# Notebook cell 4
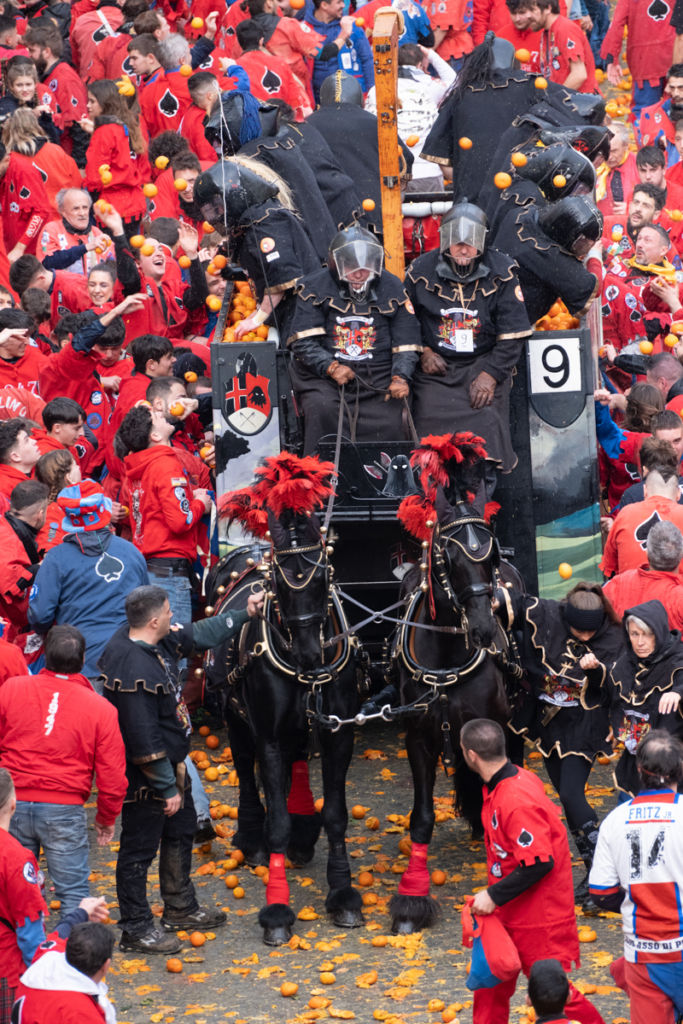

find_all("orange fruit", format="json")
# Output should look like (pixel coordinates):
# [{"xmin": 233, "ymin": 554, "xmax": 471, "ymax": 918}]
[
  {"xmin": 671, "ymin": 209, "xmax": 683, "ymax": 221},
  {"xmin": 431, "ymin": 870, "xmax": 447, "ymax": 885},
  {"xmin": 605, "ymin": 100, "xmax": 619, "ymax": 116},
  {"xmin": 558, "ymin": 563, "xmax": 572, "ymax": 579},
  {"xmin": 362, "ymin": 198, "xmax": 375, "ymax": 211},
  {"xmin": 185, "ymin": 371, "xmax": 198, "ymax": 383},
  {"xmin": 371, "ymin": 935, "xmax": 388, "ymax": 946},
  {"xmin": 141, "ymin": 244, "xmax": 155, "ymax": 256},
  {"xmin": 203, "ymin": 221, "xmax": 214, "ymax": 233},
  {"xmin": 362, "ymin": 892, "xmax": 378, "ymax": 905},
  {"xmin": 155, "ymin": 155, "xmax": 169, "ymax": 170},
  {"xmin": 494, "ymin": 172, "xmax": 512, "ymax": 189},
  {"xmin": 228, "ymin": 807, "xmax": 238, "ymax": 819},
  {"xmin": 442, "ymin": 1012, "xmax": 457, "ymax": 1024},
  {"xmin": 534, "ymin": 76, "xmax": 548, "ymax": 89},
  {"xmin": 167, "ymin": 958, "xmax": 183, "ymax": 972},
  {"xmin": 398, "ymin": 837, "xmax": 412, "ymax": 856},
  {"xmin": 552, "ymin": 174, "xmax": 566, "ymax": 188},
  {"xmin": 225, "ymin": 875, "xmax": 239, "ymax": 888},
  {"xmin": 129, "ymin": 235, "xmax": 145, "ymax": 248},
  {"xmin": 207, "ymin": 295, "xmax": 222, "ymax": 311},
  {"xmin": 170, "ymin": 402, "xmax": 184, "ymax": 417},
  {"xmin": 205, "ymin": 767, "xmax": 218, "ymax": 781},
  {"xmin": 511, "ymin": 152, "xmax": 527, "ymax": 167},
  {"xmin": 191, "ymin": 15, "xmax": 203, "ymax": 26},
  {"xmin": 320, "ymin": 971, "xmax": 336, "ymax": 984},
  {"xmin": 189, "ymin": 931, "xmax": 206, "ymax": 947},
  {"xmin": 405, "ymin": 133, "xmax": 419, "ymax": 147},
  {"xmin": 143, "ymin": 183, "xmax": 158, "ymax": 197},
  {"xmin": 281, "ymin": 982, "xmax": 299, "ymax": 997},
  {"xmin": 351, "ymin": 805, "xmax": 367, "ymax": 819},
  {"xmin": 200, "ymin": 842, "xmax": 212, "ymax": 853},
  {"xmin": 309, "ymin": 997, "xmax": 331, "ymax": 1009},
  {"xmin": 358, "ymin": 871, "xmax": 374, "ymax": 887},
  {"xmin": 428, "ymin": 1000, "xmax": 446, "ymax": 1011},
  {"xmin": 179, "ymin": 63, "xmax": 192, "ymax": 76},
  {"xmin": 665, "ymin": 333, "xmax": 678, "ymax": 349},
  {"xmin": 355, "ymin": 15, "xmax": 364, "ymax": 24},
  {"xmin": 49, "ymin": 900, "xmax": 61, "ymax": 910},
  {"xmin": 256, "ymin": 325, "xmax": 269, "ymax": 339},
  {"xmin": 458, "ymin": 137, "xmax": 472, "ymax": 149},
  {"xmin": 101, "ymin": 170, "xmax": 113, "ymax": 184},
  {"xmin": 205, "ymin": 735, "xmax": 220, "ymax": 749},
  {"xmin": 290, "ymin": 0, "xmax": 305, "ymax": 7},
  {"xmin": 255, "ymin": 865, "xmax": 268, "ymax": 877},
  {"xmin": 174, "ymin": 178, "xmax": 188, "ymax": 191},
  {"xmin": 640, "ymin": 340, "xmax": 654, "ymax": 354},
  {"xmin": 611, "ymin": 228, "xmax": 623, "ymax": 241},
  {"xmin": 366, "ymin": 816, "xmax": 380, "ymax": 830},
  {"xmin": 578, "ymin": 926, "xmax": 597, "ymax": 942},
  {"xmin": 232, "ymin": 849, "xmax": 245, "ymax": 863},
  {"xmin": 213, "ymin": 254, "xmax": 227, "ymax": 269},
  {"xmin": 199, "ymin": 725, "xmax": 211, "ymax": 736},
  {"xmin": 597, "ymin": 755, "xmax": 612, "ymax": 765},
  {"xmin": 315, "ymin": 798, "xmax": 324, "ymax": 812},
  {"xmin": 515, "ymin": 48, "xmax": 530, "ymax": 62},
  {"xmin": 233, "ymin": 886, "xmax": 245, "ymax": 898}
]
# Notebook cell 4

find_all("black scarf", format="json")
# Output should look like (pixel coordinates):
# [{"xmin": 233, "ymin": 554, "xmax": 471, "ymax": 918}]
[{"xmin": 5, "ymin": 513, "xmax": 40, "ymax": 565}]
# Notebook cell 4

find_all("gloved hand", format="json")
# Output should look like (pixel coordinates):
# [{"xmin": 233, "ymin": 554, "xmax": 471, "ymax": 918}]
[
  {"xmin": 469, "ymin": 371, "xmax": 497, "ymax": 409},
  {"xmin": 386, "ymin": 376, "xmax": 410, "ymax": 400},
  {"xmin": 327, "ymin": 360, "xmax": 355, "ymax": 385},
  {"xmin": 420, "ymin": 348, "xmax": 447, "ymax": 376}
]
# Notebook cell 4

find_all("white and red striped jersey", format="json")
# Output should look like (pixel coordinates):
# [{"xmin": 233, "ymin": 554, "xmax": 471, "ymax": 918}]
[{"xmin": 590, "ymin": 789, "xmax": 683, "ymax": 963}]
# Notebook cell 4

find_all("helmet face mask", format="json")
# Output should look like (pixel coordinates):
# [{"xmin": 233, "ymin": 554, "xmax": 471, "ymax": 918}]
[
  {"xmin": 438, "ymin": 200, "xmax": 488, "ymax": 278},
  {"xmin": 536, "ymin": 195, "xmax": 603, "ymax": 256},
  {"xmin": 329, "ymin": 229, "xmax": 384, "ymax": 300},
  {"xmin": 194, "ymin": 160, "xmax": 280, "ymax": 234},
  {"xmin": 516, "ymin": 142, "xmax": 596, "ymax": 202}
]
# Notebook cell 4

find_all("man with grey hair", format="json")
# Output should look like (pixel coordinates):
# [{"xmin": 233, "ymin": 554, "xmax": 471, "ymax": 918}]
[
  {"xmin": 646, "ymin": 352, "xmax": 683, "ymax": 403},
  {"xmin": 39, "ymin": 189, "xmax": 110, "ymax": 276},
  {"xmin": 600, "ymin": 121, "xmax": 639, "ymax": 217},
  {"xmin": 604, "ymin": 520, "xmax": 683, "ymax": 629}
]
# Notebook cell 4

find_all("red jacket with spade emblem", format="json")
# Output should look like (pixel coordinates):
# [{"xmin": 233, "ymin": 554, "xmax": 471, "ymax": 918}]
[
  {"xmin": 601, "ymin": 0, "xmax": 676, "ymax": 87},
  {"xmin": 0, "ymin": 154, "xmax": 51, "ymax": 256},
  {"xmin": 139, "ymin": 67, "xmax": 192, "ymax": 137}
]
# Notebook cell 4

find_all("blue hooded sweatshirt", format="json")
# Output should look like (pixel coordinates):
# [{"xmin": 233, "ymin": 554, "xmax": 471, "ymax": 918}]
[
  {"xmin": 304, "ymin": 11, "xmax": 375, "ymax": 102},
  {"xmin": 29, "ymin": 530, "xmax": 149, "ymax": 677}
]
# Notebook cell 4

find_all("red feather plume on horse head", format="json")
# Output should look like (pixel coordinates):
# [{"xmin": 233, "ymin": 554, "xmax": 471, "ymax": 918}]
[
  {"xmin": 217, "ymin": 488, "xmax": 269, "ymax": 538},
  {"xmin": 397, "ymin": 493, "xmax": 500, "ymax": 542},
  {"xmin": 217, "ymin": 453, "xmax": 336, "ymax": 537},
  {"xmin": 410, "ymin": 432, "xmax": 489, "ymax": 497}
]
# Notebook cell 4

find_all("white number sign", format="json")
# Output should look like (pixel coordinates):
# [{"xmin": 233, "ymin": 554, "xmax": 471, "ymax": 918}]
[{"xmin": 528, "ymin": 336, "xmax": 582, "ymax": 395}]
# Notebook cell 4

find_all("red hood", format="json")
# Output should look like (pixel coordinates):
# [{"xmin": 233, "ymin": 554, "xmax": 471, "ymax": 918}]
[{"xmin": 124, "ymin": 444, "xmax": 181, "ymax": 477}]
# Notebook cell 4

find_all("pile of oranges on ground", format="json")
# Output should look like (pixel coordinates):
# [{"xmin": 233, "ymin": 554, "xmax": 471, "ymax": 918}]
[
  {"xmin": 535, "ymin": 299, "xmax": 580, "ymax": 331},
  {"xmin": 222, "ymin": 282, "xmax": 270, "ymax": 342}
]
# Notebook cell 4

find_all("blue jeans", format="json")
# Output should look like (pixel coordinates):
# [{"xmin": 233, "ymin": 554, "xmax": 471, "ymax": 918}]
[
  {"xmin": 10, "ymin": 802, "xmax": 89, "ymax": 916},
  {"xmin": 147, "ymin": 572, "xmax": 210, "ymax": 825}
]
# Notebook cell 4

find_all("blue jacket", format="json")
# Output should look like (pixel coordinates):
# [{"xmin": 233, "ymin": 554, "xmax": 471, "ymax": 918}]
[
  {"xmin": 28, "ymin": 529, "xmax": 149, "ymax": 677},
  {"xmin": 397, "ymin": 0, "xmax": 432, "ymax": 45},
  {"xmin": 305, "ymin": 12, "xmax": 375, "ymax": 101}
]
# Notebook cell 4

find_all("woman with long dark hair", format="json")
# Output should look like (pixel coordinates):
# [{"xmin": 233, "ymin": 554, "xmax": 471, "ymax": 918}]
[
  {"xmin": 82, "ymin": 80, "xmax": 150, "ymax": 237},
  {"xmin": 495, "ymin": 580, "xmax": 624, "ymax": 910}
]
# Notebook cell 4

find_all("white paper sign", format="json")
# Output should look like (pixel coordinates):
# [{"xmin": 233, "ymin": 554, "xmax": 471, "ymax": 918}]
[{"xmin": 528, "ymin": 335, "xmax": 582, "ymax": 394}]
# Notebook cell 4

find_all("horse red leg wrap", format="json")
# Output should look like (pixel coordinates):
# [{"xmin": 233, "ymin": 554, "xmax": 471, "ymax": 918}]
[
  {"xmin": 266, "ymin": 853, "xmax": 289, "ymax": 906},
  {"xmin": 398, "ymin": 842, "xmax": 430, "ymax": 896},
  {"xmin": 287, "ymin": 760, "xmax": 316, "ymax": 815}
]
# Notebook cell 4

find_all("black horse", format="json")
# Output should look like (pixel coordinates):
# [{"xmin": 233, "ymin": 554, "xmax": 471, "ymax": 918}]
[
  {"xmin": 204, "ymin": 458, "xmax": 365, "ymax": 945},
  {"xmin": 388, "ymin": 433, "xmax": 512, "ymax": 934}
]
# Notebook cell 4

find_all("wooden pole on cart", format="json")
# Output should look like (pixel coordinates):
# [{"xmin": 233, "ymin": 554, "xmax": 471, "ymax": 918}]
[{"xmin": 372, "ymin": 9, "xmax": 405, "ymax": 281}]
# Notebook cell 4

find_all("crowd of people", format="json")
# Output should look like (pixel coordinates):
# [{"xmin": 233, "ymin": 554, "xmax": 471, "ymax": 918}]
[{"xmin": 2, "ymin": 0, "xmax": 683, "ymax": 1018}]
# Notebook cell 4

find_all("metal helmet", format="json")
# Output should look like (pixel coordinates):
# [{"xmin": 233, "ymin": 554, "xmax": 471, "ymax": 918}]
[
  {"xmin": 537, "ymin": 195, "xmax": 603, "ymax": 257},
  {"xmin": 319, "ymin": 70, "xmax": 363, "ymax": 107},
  {"xmin": 439, "ymin": 200, "xmax": 488, "ymax": 278},
  {"xmin": 515, "ymin": 142, "xmax": 596, "ymax": 201},
  {"xmin": 329, "ymin": 225, "xmax": 384, "ymax": 300},
  {"xmin": 194, "ymin": 160, "xmax": 279, "ymax": 233},
  {"xmin": 570, "ymin": 92, "xmax": 606, "ymax": 125},
  {"xmin": 488, "ymin": 32, "xmax": 518, "ymax": 70},
  {"xmin": 538, "ymin": 126, "xmax": 611, "ymax": 166}
]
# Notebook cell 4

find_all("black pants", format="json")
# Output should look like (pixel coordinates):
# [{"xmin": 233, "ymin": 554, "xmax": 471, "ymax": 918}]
[
  {"xmin": 543, "ymin": 750, "xmax": 595, "ymax": 831},
  {"xmin": 116, "ymin": 790, "xmax": 199, "ymax": 936}
]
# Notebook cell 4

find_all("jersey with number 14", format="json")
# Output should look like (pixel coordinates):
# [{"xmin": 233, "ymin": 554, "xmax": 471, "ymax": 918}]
[{"xmin": 590, "ymin": 790, "xmax": 683, "ymax": 962}]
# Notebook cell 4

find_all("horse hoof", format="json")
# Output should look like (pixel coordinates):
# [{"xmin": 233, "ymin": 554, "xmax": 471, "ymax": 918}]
[
  {"xmin": 392, "ymin": 918, "xmax": 417, "ymax": 935},
  {"xmin": 263, "ymin": 924, "xmax": 293, "ymax": 946},
  {"xmin": 287, "ymin": 813, "xmax": 322, "ymax": 868},
  {"xmin": 388, "ymin": 894, "xmax": 440, "ymax": 934},
  {"xmin": 286, "ymin": 847, "xmax": 316, "ymax": 868},
  {"xmin": 332, "ymin": 908, "xmax": 363, "ymax": 928},
  {"xmin": 244, "ymin": 848, "xmax": 269, "ymax": 868}
]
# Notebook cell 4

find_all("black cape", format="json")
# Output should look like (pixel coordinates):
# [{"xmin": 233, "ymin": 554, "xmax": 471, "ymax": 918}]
[
  {"xmin": 505, "ymin": 591, "xmax": 623, "ymax": 759},
  {"xmin": 494, "ymin": 206, "xmax": 600, "ymax": 324},
  {"xmin": 306, "ymin": 103, "xmax": 414, "ymax": 238},
  {"xmin": 585, "ymin": 600, "xmax": 683, "ymax": 795},
  {"xmin": 421, "ymin": 71, "xmax": 580, "ymax": 202},
  {"xmin": 285, "ymin": 120, "xmax": 362, "ymax": 232},
  {"xmin": 487, "ymin": 180, "xmax": 547, "ymax": 246},
  {"xmin": 239, "ymin": 125, "xmax": 337, "ymax": 262}
]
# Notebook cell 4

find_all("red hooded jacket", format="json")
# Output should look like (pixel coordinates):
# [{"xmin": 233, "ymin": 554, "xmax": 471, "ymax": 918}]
[
  {"xmin": 603, "ymin": 566, "xmax": 683, "ymax": 628},
  {"xmin": 48, "ymin": 269, "xmax": 91, "ymax": 331},
  {"xmin": 0, "ymin": 670, "xmax": 127, "ymax": 824},
  {"xmin": 84, "ymin": 121, "xmax": 150, "ymax": 223},
  {"xmin": 0, "ymin": 830, "xmax": 47, "ymax": 987},
  {"xmin": 39, "ymin": 345, "xmax": 116, "ymax": 461},
  {"xmin": 139, "ymin": 67, "xmax": 191, "ymax": 137},
  {"xmin": 0, "ymin": 154, "xmax": 51, "ymax": 256},
  {"xmin": 0, "ymin": 514, "xmax": 34, "ymax": 640},
  {"xmin": 71, "ymin": 3, "xmax": 124, "ymax": 76},
  {"xmin": 601, "ymin": 0, "xmax": 675, "ymax": 87},
  {"xmin": 124, "ymin": 443, "xmax": 205, "ymax": 560},
  {"xmin": 0, "ymin": 345, "xmax": 49, "ymax": 395},
  {"xmin": 38, "ymin": 61, "xmax": 88, "ymax": 132}
]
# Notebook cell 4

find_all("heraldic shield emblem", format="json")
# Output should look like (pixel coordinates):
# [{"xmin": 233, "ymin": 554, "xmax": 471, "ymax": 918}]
[{"xmin": 222, "ymin": 351, "xmax": 272, "ymax": 436}]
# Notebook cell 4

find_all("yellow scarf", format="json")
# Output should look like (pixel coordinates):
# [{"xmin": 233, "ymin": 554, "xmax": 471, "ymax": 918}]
[
  {"xmin": 596, "ymin": 151, "xmax": 629, "ymax": 203},
  {"xmin": 627, "ymin": 255, "xmax": 678, "ymax": 283}
]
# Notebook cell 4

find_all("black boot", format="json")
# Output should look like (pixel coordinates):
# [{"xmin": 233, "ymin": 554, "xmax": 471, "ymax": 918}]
[{"xmin": 573, "ymin": 820, "xmax": 601, "ymax": 916}]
